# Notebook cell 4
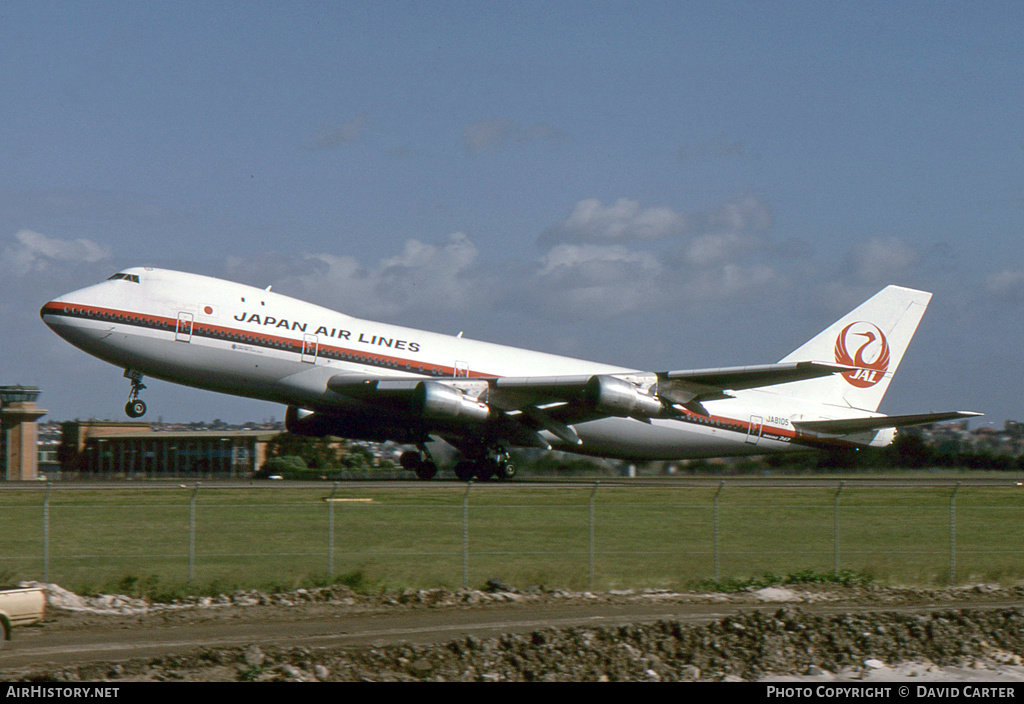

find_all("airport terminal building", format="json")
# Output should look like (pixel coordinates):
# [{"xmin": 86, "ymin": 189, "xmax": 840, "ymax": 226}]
[
  {"xmin": 1, "ymin": 381, "xmax": 281, "ymax": 480},
  {"xmin": 64, "ymin": 421, "xmax": 278, "ymax": 478}
]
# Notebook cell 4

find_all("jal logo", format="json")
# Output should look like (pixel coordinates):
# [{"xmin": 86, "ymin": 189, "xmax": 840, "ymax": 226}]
[{"xmin": 834, "ymin": 322, "xmax": 890, "ymax": 388}]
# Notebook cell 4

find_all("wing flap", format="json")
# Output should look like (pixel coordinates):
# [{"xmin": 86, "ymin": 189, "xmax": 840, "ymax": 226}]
[
  {"xmin": 327, "ymin": 373, "xmax": 416, "ymax": 395},
  {"xmin": 485, "ymin": 375, "xmax": 593, "ymax": 411},
  {"xmin": 327, "ymin": 373, "xmax": 490, "ymax": 397}
]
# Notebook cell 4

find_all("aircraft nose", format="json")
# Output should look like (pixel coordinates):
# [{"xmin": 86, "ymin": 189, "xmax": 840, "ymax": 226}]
[
  {"xmin": 39, "ymin": 293, "xmax": 108, "ymax": 350},
  {"xmin": 40, "ymin": 297, "xmax": 73, "ymax": 340},
  {"xmin": 40, "ymin": 298, "xmax": 63, "ymax": 327}
]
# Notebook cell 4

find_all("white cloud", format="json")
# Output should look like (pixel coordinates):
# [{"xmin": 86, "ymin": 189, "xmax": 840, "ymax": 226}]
[
  {"xmin": 700, "ymin": 193, "xmax": 773, "ymax": 234},
  {"xmin": 537, "ymin": 243, "xmax": 661, "ymax": 278},
  {"xmin": 528, "ymin": 244, "xmax": 663, "ymax": 318},
  {"xmin": 684, "ymin": 232, "xmax": 760, "ymax": 267},
  {"xmin": 0, "ymin": 229, "xmax": 110, "ymax": 276},
  {"xmin": 221, "ymin": 200, "xmax": 929, "ymax": 331},
  {"xmin": 373, "ymin": 232, "xmax": 481, "ymax": 312},
  {"xmin": 230, "ymin": 235, "xmax": 676, "ymax": 323},
  {"xmin": 522, "ymin": 193, "xmax": 786, "ymax": 318},
  {"xmin": 544, "ymin": 198, "xmax": 688, "ymax": 244},
  {"xmin": 986, "ymin": 269, "xmax": 1024, "ymax": 302},
  {"xmin": 312, "ymin": 114, "xmax": 368, "ymax": 150},
  {"xmin": 463, "ymin": 119, "xmax": 562, "ymax": 152},
  {"xmin": 248, "ymin": 232, "xmax": 486, "ymax": 319},
  {"xmin": 842, "ymin": 237, "xmax": 919, "ymax": 284},
  {"xmin": 680, "ymin": 263, "xmax": 781, "ymax": 302},
  {"xmin": 541, "ymin": 194, "xmax": 771, "ymax": 246}
]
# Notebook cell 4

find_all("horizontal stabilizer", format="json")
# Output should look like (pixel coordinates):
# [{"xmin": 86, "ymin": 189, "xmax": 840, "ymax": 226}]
[{"xmin": 793, "ymin": 411, "xmax": 982, "ymax": 435}]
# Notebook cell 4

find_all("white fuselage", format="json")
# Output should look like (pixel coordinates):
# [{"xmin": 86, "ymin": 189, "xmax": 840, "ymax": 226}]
[{"xmin": 41, "ymin": 268, "xmax": 867, "ymax": 460}]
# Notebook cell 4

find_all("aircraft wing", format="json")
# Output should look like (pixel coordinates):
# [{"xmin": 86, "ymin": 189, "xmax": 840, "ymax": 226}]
[
  {"xmin": 326, "ymin": 372, "xmax": 598, "ymax": 447},
  {"xmin": 327, "ymin": 361, "xmax": 849, "ymax": 410},
  {"xmin": 325, "ymin": 361, "xmax": 853, "ymax": 446},
  {"xmin": 792, "ymin": 411, "xmax": 983, "ymax": 435}
]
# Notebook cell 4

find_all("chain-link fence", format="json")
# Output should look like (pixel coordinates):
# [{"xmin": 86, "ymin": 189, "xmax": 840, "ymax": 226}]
[{"xmin": 2, "ymin": 481, "xmax": 1023, "ymax": 591}]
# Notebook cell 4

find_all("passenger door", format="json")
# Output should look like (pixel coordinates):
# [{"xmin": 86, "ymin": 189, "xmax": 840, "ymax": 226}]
[
  {"xmin": 301, "ymin": 334, "xmax": 318, "ymax": 364},
  {"xmin": 175, "ymin": 312, "xmax": 193, "ymax": 343}
]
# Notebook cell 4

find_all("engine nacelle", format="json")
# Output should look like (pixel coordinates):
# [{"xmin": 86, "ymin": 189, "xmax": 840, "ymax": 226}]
[
  {"xmin": 585, "ymin": 375, "xmax": 663, "ymax": 418},
  {"xmin": 870, "ymin": 426, "xmax": 898, "ymax": 448},
  {"xmin": 285, "ymin": 406, "xmax": 330, "ymax": 437},
  {"xmin": 415, "ymin": 381, "xmax": 491, "ymax": 423}
]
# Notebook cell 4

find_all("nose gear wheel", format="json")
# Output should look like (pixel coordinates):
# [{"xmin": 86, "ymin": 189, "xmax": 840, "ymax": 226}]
[{"xmin": 124, "ymin": 369, "xmax": 148, "ymax": 418}]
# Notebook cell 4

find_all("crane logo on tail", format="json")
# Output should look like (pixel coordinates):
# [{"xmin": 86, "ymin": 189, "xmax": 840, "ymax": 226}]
[{"xmin": 835, "ymin": 322, "xmax": 890, "ymax": 388}]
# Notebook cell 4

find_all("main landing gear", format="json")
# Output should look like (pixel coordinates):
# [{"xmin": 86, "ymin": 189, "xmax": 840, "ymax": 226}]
[
  {"xmin": 399, "ymin": 445, "xmax": 517, "ymax": 482},
  {"xmin": 124, "ymin": 369, "xmax": 147, "ymax": 418},
  {"xmin": 453, "ymin": 449, "xmax": 516, "ymax": 482},
  {"xmin": 399, "ymin": 445, "xmax": 439, "ymax": 481}
]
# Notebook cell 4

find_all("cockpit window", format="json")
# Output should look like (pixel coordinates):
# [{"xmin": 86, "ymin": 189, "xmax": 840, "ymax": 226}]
[{"xmin": 107, "ymin": 273, "xmax": 140, "ymax": 283}]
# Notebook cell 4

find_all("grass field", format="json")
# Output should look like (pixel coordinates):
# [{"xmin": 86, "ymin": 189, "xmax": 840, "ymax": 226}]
[{"xmin": 2, "ymin": 480, "xmax": 1024, "ymax": 595}]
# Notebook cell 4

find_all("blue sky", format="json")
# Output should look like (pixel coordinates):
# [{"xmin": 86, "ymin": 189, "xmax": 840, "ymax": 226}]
[{"xmin": 1, "ymin": 1, "xmax": 1021, "ymax": 428}]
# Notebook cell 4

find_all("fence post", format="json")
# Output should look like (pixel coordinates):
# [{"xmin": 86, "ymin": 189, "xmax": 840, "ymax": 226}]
[
  {"xmin": 950, "ymin": 482, "xmax": 961, "ymax": 585},
  {"xmin": 713, "ymin": 481, "xmax": 725, "ymax": 580},
  {"xmin": 43, "ymin": 481, "xmax": 51, "ymax": 583},
  {"xmin": 589, "ymin": 482, "xmax": 599, "ymax": 591},
  {"xmin": 189, "ymin": 483, "xmax": 200, "ymax": 582},
  {"xmin": 462, "ymin": 481, "xmax": 472, "ymax": 589},
  {"xmin": 833, "ymin": 481, "xmax": 844, "ymax": 575},
  {"xmin": 327, "ymin": 482, "xmax": 340, "ymax": 577}
]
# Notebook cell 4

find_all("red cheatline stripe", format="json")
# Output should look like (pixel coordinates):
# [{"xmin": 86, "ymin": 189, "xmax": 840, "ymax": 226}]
[{"xmin": 41, "ymin": 301, "xmax": 479, "ymax": 378}]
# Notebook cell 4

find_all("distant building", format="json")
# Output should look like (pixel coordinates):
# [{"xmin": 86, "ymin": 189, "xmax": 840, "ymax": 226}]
[
  {"xmin": 0, "ymin": 386, "xmax": 48, "ymax": 481},
  {"xmin": 62, "ymin": 421, "xmax": 279, "ymax": 478}
]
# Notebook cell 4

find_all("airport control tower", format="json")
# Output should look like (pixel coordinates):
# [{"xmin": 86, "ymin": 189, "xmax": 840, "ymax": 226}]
[{"xmin": 0, "ymin": 386, "xmax": 47, "ymax": 481}]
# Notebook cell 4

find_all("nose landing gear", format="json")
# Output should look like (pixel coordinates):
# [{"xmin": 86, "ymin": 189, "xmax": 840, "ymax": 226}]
[{"xmin": 124, "ymin": 369, "xmax": 147, "ymax": 418}]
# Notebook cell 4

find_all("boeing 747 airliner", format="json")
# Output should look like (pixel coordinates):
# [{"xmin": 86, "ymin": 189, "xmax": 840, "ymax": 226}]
[{"xmin": 41, "ymin": 267, "xmax": 979, "ymax": 480}]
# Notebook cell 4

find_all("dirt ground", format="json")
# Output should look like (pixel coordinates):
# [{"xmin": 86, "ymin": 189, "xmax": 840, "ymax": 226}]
[{"xmin": 5, "ymin": 582, "xmax": 1024, "ymax": 682}]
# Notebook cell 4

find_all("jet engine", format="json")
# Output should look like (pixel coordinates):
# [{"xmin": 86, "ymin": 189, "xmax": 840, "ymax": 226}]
[
  {"xmin": 584, "ymin": 375, "xmax": 663, "ymax": 418},
  {"xmin": 285, "ymin": 406, "xmax": 331, "ymax": 437},
  {"xmin": 415, "ymin": 381, "xmax": 491, "ymax": 423}
]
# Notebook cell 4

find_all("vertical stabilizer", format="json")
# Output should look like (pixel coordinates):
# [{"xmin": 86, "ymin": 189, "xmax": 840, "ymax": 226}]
[{"xmin": 776, "ymin": 286, "xmax": 932, "ymax": 412}]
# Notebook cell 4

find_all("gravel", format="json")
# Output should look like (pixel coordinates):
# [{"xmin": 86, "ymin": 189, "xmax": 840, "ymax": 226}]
[{"xmin": 7, "ymin": 582, "xmax": 1024, "ymax": 682}]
